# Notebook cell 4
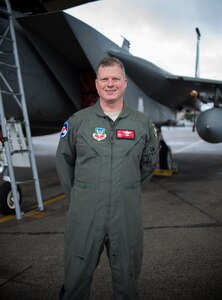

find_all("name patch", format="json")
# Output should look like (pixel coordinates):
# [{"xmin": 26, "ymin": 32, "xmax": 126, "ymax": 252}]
[{"xmin": 116, "ymin": 129, "xmax": 135, "ymax": 139}]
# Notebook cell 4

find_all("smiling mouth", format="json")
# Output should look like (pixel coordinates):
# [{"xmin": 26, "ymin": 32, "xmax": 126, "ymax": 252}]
[{"xmin": 106, "ymin": 90, "xmax": 116, "ymax": 94}]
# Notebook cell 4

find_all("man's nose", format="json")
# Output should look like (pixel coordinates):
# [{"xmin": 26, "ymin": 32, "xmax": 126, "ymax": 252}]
[{"xmin": 107, "ymin": 78, "xmax": 114, "ymax": 86}]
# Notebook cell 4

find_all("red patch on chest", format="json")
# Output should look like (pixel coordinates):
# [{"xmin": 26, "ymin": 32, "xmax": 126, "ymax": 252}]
[{"xmin": 116, "ymin": 129, "xmax": 135, "ymax": 139}]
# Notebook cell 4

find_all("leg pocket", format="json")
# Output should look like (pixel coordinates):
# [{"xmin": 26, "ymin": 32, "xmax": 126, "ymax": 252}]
[
  {"xmin": 130, "ymin": 239, "xmax": 143, "ymax": 279},
  {"xmin": 65, "ymin": 183, "xmax": 96, "ymax": 257}
]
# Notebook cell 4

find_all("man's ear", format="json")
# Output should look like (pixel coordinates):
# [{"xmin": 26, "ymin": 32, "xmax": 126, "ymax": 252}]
[{"xmin": 95, "ymin": 79, "xmax": 98, "ymax": 89}]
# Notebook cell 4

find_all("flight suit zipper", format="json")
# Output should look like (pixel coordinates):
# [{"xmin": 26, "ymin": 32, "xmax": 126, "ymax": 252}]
[{"xmin": 106, "ymin": 117, "xmax": 118, "ymax": 239}]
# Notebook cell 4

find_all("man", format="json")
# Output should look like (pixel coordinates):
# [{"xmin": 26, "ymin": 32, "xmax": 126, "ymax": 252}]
[{"xmin": 56, "ymin": 57, "xmax": 159, "ymax": 300}]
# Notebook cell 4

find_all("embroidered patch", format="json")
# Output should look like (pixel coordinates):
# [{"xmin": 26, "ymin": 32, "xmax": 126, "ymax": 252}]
[
  {"xmin": 93, "ymin": 127, "xmax": 107, "ymax": 141},
  {"xmin": 116, "ymin": 129, "xmax": 135, "ymax": 139},
  {"xmin": 60, "ymin": 121, "xmax": 68, "ymax": 138}
]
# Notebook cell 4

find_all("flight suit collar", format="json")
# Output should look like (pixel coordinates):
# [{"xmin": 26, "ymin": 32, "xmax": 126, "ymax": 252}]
[{"xmin": 94, "ymin": 100, "xmax": 131, "ymax": 119}]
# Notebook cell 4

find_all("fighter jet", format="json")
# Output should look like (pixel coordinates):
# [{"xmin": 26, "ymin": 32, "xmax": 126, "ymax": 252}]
[{"xmin": 0, "ymin": 0, "xmax": 222, "ymax": 214}]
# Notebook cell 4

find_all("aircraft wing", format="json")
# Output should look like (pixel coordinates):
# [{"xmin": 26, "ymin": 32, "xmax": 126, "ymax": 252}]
[
  {"xmin": 110, "ymin": 50, "xmax": 222, "ymax": 143},
  {"xmin": 0, "ymin": 0, "xmax": 98, "ymax": 14},
  {"xmin": 39, "ymin": 0, "xmax": 99, "ymax": 12},
  {"xmin": 166, "ymin": 74, "xmax": 222, "ymax": 103},
  {"xmin": 108, "ymin": 51, "xmax": 222, "ymax": 110}
]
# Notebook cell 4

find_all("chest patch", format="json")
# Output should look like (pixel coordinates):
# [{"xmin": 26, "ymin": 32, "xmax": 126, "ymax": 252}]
[
  {"xmin": 93, "ymin": 127, "xmax": 107, "ymax": 141},
  {"xmin": 116, "ymin": 129, "xmax": 135, "ymax": 139}
]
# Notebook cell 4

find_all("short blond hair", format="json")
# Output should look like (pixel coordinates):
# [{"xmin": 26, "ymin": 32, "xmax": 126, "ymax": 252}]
[{"xmin": 96, "ymin": 57, "xmax": 126, "ymax": 78}]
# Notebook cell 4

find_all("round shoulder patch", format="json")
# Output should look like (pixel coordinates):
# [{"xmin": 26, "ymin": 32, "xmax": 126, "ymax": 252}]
[{"xmin": 60, "ymin": 121, "xmax": 68, "ymax": 138}]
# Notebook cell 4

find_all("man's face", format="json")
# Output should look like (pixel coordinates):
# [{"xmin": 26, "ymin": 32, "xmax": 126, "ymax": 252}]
[{"xmin": 95, "ymin": 64, "xmax": 127, "ymax": 104}]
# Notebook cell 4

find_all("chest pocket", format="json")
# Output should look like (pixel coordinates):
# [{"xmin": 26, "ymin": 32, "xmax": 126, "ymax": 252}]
[
  {"xmin": 74, "ymin": 132, "xmax": 101, "ymax": 183},
  {"xmin": 75, "ymin": 135, "xmax": 99, "ymax": 161},
  {"xmin": 114, "ymin": 136, "xmax": 146, "ymax": 185},
  {"xmin": 113, "ymin": 135, "xmax": 145, "ymax": 160}
]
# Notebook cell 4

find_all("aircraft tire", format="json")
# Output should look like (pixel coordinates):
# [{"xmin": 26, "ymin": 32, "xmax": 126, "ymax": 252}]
[
  {"xmin": 0, "ymin": 182, "xmax": 22, "ymax": 215},
  {"xmin": 159, "ymin": 140, "xmax": 173, "ymax": 170}
]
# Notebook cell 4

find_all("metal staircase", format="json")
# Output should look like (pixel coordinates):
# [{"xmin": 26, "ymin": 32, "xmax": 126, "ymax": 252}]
[{"xmin": 0, "ymin": 0, "xmax": 44, "ymax": 219}]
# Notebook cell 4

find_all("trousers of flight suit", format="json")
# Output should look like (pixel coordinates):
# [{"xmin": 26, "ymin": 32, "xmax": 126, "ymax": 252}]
[{"xmin": 63, "ymin": 234, "xmax": 142, "ymax": 300}]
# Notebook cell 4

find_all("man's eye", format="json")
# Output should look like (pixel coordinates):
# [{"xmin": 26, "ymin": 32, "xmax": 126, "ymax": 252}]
[{"xmin": 99, "ymin": 78, "xmax": 121, "ymax": 82}]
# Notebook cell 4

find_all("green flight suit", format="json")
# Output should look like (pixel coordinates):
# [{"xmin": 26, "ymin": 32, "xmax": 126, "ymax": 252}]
[{"xmin": 56, "ymin": 101, "xmax": 159, "ymax": 300}]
